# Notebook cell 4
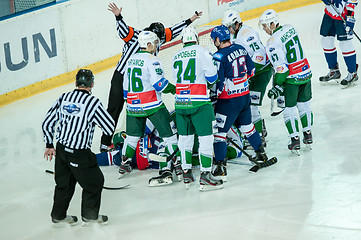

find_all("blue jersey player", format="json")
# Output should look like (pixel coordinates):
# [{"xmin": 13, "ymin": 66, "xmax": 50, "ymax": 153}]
[{"xmin": 210, "ymin": 25, "xmax": 268, "ymax": 179}]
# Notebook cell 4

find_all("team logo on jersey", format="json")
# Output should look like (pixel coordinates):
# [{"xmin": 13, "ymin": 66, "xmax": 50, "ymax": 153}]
[
  {"xmin": 155, "ymin": 68, "xmax": 163, "ymax": 75},
  {"xmin": 246, "ymin": 36, "xmax": 254, "ymax": 42},
  {"xmin": 63, "ymin": 104, "xmax": 80, "ymax": 114},
  {"xmin": 255, "ymin": 55, "xmax": 264, "ymax": 62},
  {"xmin": 250, "ymin": 94, "xmax": 260, "ymax": 101},
  {"xmin": 269, "ymin": 47, "xmax": 275, "ymax": 52},
  {"xmin": 276, "ymin": 66, "xmax": 284, "ymax": 73},
  {"xmin": 153, "ymin": 61, "xmax": 160, "ymax": 66}
]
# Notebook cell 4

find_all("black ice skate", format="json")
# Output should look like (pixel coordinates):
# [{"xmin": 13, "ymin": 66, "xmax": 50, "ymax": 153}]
[
  {"xmin": 118, "ymin": 157, "xmax": 132, "ymax": 179},
  {"xmin": 254, "ymin": 145, "xmax": 268, "ymax": 163},
  {"xmin": 319, "ymin": 64, "xmax": 341, "ymax": 83},
  {"xmin": 199, "ymin": 172, "xmax": 223, "ymax": 191},
  {"xmin": 341, "ymin": 65, "xmax": 358, "ymax": 88},
  {"xmin": 303, "ymin": 130, "xmax": 313, "ymax": 150},
  {"xmin": 52, "ymin": 215, "xmax": 78, "ymax": 226},
  {"xmin": 82, "ymin": 215, "xmax": 108, "ymax": 226},
  {"xmin": 212, "ymin": 160, "xmax": 227, "ymax": 182},
  {"xmin": 288, "ymin": 136, "xmax": 301, "ymax": 155},
  {"xmin": 183, "ymin": 169, "xmax": 195, "ymax": 190},
  {"xmin": 148, "ymin": 170, "xmax": 173, "ymax": 187}
]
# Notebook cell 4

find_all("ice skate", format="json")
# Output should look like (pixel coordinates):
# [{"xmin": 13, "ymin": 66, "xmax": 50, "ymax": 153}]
[
  {"xmin": 288, "ymin": 136, "xmax": 301, "ymax": 155},
  {"xmin": 254, "ymin": 145, "xmax": 268, "ymax": 163},
  {"xmin": 212, "ymin": 160, "xmax": 227, "ymax": 182},
  {"xmin": 118, "ymin": 158, "xmax": 132, "ymax": 179},
  {"xmin": 341, "ymin": 67, "xmax": 358, "ymax": 88},
  {"xmin": 52, "ymin": 215, "xmax": 78, "ymax": 226},
  {"xmin": 319, "ymin": 64, "xmax": 341, "ymax": 83},
  {"xmin": 82, "ymin": 215, "xmax": 108, "ymax": 226},
  {"xmin": 148, "ymin": 170, "xmax": 173, "ymax": 187},
  {"xmin": 183, "ymin": 169, "xmax": 195, "ymax": 190},
  {"xmin": 199, "ymin": 172, "xmax": 223, "ymax": 191},
  {"xmin": 173, "ymin": 157, "xmax": 183, "ymax": 181},
  {"xmin": 303, "ymin": 130, "xmax": 313, "ymax": 150}
]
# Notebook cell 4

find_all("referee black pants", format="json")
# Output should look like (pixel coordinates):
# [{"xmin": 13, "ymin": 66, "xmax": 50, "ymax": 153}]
[
  {"xmin": 101, "ymin": 70, "xmax": 125, "ymax": 146},
  {"xmin": 51, "ymin": 143, "xmax": 104, "ymax": 220}
]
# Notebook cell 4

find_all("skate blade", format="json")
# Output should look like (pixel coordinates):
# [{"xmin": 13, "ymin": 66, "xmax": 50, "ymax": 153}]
[
  {"xmin": 184, "ymin": 182, "xmax": 195, "ymax": 190},
  {"xmin": 52, "ymin": 222, "xmax": 77, "ymax": 228},
  {"xmin": 304, "ymin": 144, "xmax": 312, "ymax": 150},
  {"xmin": 341, "ymin": 82, "xmax": 357, "ymax": 89},
  {"xmin": 118, "ymin": 172, "xmax": 130, "ymax": 179},
  {"xmin": 199, "ymin": 184, "xmax": 223, "ymax": 192},
  {"xmin": 148, "ymin": 178, "xmax": 173, "ymax": 187},
  {"xmin": 291, "ymin": 149, "xmax": 301, "ymax": 156},
  {"xmin": 81, "ymin": 221, "xmax": 108, "ymax": 227},
  {"xmin": 213, "ymin": 175, "xmax": 227, "ymax": 182}
]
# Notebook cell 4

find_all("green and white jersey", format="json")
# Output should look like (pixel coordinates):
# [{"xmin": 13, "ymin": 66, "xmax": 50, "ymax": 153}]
[
  {"xmin": 266, "ymin": 25, "xmax": 312, "ymax": 85},
  {"xmin": 231, "ymin": 25, "xmax": 271, "ymax": 74},
  {"xmin": 172, "ymin": 43, "xmax": 218, "ymax": 109},
  {"xmin": 124, "ymin": 51, "xmax": 171, "ymax": 117}
]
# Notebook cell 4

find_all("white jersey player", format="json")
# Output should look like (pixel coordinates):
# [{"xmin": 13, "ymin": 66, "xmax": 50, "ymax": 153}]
[
  {"xmin": 259, "ymin": 9, "xmax": 313, "ymax": 155},
  {"xmin": 119, "ymin": 31, "xmax": 178, "ymax": 178}
]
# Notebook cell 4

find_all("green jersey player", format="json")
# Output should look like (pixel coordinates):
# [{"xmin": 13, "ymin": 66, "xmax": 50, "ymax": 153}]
[
  {"xmin": 172, "ymin": 26, "xmax": 223, "ymax": 191},
  {"xmin": 259, "ymin": 9, "xmax": 313, "ymax": 155},
  {"xmin": 119, "ymin": 31, "xmax": 178, "ymax": 177}
]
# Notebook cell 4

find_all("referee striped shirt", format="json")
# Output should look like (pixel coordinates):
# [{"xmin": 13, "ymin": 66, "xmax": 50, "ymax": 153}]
[
  {"xmin": 42, "ymin": 89, "xmax": 115, "ymax": 150},
  {"xmin": 114, "ymin": 14, "xmax": 192, "ymax": 74}
]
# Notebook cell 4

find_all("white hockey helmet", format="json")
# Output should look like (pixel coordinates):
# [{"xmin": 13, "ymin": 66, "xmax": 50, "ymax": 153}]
[
  {"xmin": 181, "ymin": 26, "xmax": 198, "ymax": 44},
  {"xmin": 258, "ymin": 9, "xmax": 279, "ymax": 30},
  {"xmin": 222, "ymin": 10, "xmax": 242, "ymax": 28},
  {"xmin": 138, "ymin": 31, "xmax": 159, "ymax": 48}
]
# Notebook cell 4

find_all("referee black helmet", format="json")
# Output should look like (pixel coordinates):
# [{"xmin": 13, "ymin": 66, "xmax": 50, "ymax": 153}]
[
  {"xmin": 76, "ymin": 69, "xmax": 94, "ymax": 87},
  {"xmin": 146, "ymin": 22, "xmax": 165, "ymax": 42}
]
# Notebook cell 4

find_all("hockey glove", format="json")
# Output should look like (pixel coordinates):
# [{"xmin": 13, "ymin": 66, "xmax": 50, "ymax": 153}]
[
  {"xmin": 345, "ymin": 16, "xmax": 356, "ymax": 34},
  {"xmin": 267, "ymin": 85, "xmax": 284, "ymax": 99}
]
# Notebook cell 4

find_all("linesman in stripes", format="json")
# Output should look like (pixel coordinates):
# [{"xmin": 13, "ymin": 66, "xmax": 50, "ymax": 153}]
[
  {"xmin": 100, "ymin": 2, "xmax": 202, "ymax": 152},
  {"xmin": 42, "ymin": 69, "xmax": 115, "ymax": 225}
]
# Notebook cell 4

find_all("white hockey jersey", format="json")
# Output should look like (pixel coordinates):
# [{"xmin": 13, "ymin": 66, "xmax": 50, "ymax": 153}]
[
  {"xmin": 124, "ymin": 51, "xmax": 170, "ymax": 116},
  {"xmin": 231, "ymin": 25, "xmax": 270, "ymax": 72},
  {"xmin": 172, "ymin": 44, "xmax": 218, "ymax": 109},
  {"xmin": 266, "ymin": 25, "xmax": 312, "ymax": 85}
]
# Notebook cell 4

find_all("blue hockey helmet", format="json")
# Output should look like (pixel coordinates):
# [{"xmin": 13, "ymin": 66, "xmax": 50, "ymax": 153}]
[{"xmin": 210, "ymin": 25, "xmax": 230, "ymax": 43}]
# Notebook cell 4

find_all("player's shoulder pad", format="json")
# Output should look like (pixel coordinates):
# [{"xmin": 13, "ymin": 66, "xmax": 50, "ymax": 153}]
[{"xmin": 213, "ymin": 52, "xmax": 223, "ymax": 61}]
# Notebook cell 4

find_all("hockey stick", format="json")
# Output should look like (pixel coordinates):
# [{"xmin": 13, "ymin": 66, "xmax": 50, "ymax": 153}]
[
  {"xmin": 147, "ymin": 147, "xmax": 179, "ymax": 163},
  {"xmin": 227, "ymin": 137, "xmax": 277, "ymax": 173},
  {"xmin": 45, "ymin": 170, "xmax": 130, "ymax": 190},
  {"xmin": 330, "ymin": 3, "xmax": 361, "ymax": 42},
  {"xmin": 271, "ymin": 108, "xmax": 284, "ymax": 117}
]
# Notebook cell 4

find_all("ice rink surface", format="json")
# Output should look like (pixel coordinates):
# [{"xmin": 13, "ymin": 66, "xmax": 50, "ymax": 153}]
[{"xmin": 1, "ymin": 3, "xmax": 361, "ymax": 240}]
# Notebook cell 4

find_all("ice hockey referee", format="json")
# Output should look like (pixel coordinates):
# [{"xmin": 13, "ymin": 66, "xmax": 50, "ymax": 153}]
[{"xmin": 42, "ymin": 69, "xmax": 115, "ymax": 226}]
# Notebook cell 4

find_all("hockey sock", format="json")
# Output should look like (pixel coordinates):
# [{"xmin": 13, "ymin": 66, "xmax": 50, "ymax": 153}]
[
  {"xmin": 198, "ymin": 135, "xmax": 213, "ymax": 172},
  {"xmin": 122, "ymin": 135, "xmax": 139, "ymax": 159},
  {"xmin": 297, "ymin": 100, "xmax": 313, "ymax": 131},
  {"xmin": 214, "ymin": 132, "xmax": 227, "ymax": 162},
  {"xmin": 251, "ymin": 105, "xmax": 263, "ymax": 135},
  {"xmin": 178, "ymin": 135, "xmax": 194, "ymax": 170},
  {"xmin": 240, "ymin": 124, "xmax": 262, "ymax": 151},
  {"xmin": 284, "ymin": 106, "xmax": 300, "ymax": 138},
  {"xmin": 340, "ymin": 40, "xmax": 357, "ymax": 73},
  {"xmin": 322, "ymin": 36, "xmax": 338, "ymax": 69}
]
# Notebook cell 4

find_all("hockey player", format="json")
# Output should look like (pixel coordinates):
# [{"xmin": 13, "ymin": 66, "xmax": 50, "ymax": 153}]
[
  {"xmin": 172, "ymin": 26, "xmax": 223, "ymax": 191},
  {"xmin": 221, "ymin": 10, "xmax": 273, "ymax": 145},
  {"xmin": 259, "ymin": 9, "xmax": 313, "ymax": 154},
  {"xmin": 119, "ymin": 31, "xmax": 178, "ymax": 178},
  {"xmin": 319, "ymin": 0, "xmax": 358, "ymax": 86},
  {"xmin": 101, "ymin": 3, "xmax": 202, "ymax": 152},
  {"xmin": 210, "ymin": 25, "xmax": 268, "ymax": 179}
]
